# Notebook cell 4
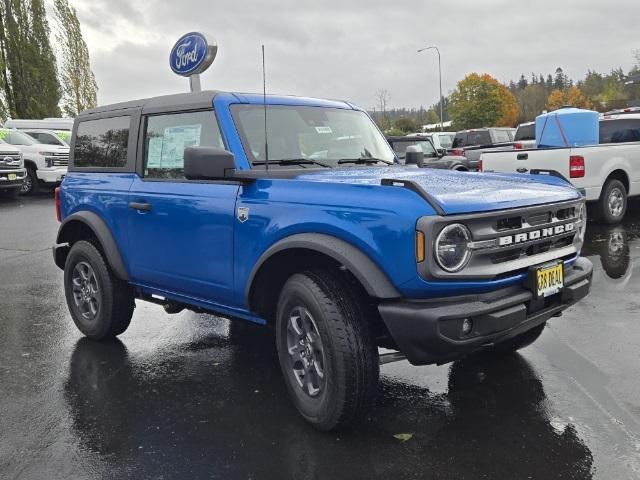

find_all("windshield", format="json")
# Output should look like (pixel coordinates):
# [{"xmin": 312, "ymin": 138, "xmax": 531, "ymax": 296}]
[
  {"xmin": 0, "ymin": 129, "xmax": 36, "ymax": 146},
  {"xmin": 231, "ymin": 105, "xmax": 395, "ymax": 166},
  {"xmin": 390, "ymin": 139, "xmax": 436, "ymax": 161}
]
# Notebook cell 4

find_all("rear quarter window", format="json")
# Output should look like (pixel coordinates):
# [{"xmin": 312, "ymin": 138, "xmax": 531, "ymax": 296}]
[
  {"xmin": 73, "ymin": 116, "xmax": 131, "ymax": 168},
  {"xmin": 599, "ymin": 118, "xmax": 640, "ymax": 144},
  {"xmin": 514, "ymin": 124, "xmax": 535, "ymax": 141}
]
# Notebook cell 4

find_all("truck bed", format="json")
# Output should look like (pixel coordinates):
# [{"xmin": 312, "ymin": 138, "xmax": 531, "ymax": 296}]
[{"xmin": 480, "ymin": 142, "xmax": 640, "ymax": 202}]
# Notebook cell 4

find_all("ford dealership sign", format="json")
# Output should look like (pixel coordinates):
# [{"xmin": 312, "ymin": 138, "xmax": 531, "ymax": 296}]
[{"xmin": 170, "ymin": 32, "xmax": 217, "ymax": 76}]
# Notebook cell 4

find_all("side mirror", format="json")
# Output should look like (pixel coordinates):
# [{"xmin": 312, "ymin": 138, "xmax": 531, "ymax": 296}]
[
  {"xmin": 184, "ymin": 146, "xmax": 237, "ymax": 180},
  {"xmin": 405, "ymin": 145, "xmax": 425, "ymax": 167},
  {"xmin": 437, "ymin": 148, "xmax": 446, "ymax": 158}
]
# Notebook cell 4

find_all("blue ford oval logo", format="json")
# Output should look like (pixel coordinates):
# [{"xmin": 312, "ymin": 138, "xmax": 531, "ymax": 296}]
[{"xmin": 170, "ymin": 32, "xmax": 217, "ymax": 76}]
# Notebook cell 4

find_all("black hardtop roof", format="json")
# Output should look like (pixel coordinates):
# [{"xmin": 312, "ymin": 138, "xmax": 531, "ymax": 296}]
[{"xmin": 78, "ymin": 90, "xmax": 220, "ymax": 117}]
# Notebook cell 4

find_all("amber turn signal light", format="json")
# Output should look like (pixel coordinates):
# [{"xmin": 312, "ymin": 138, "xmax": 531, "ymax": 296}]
[{"xmin": 416, "ymin": 231, "xmax": 425, "ymax": 263}]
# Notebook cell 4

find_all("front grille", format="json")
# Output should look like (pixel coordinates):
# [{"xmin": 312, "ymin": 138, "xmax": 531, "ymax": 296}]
[
  {"xmin": 0, "ymin": 153, "xmax": 22, "ymax": 169},
  {"xmin": 417, "ymin": 199, "xmax": 585, "ymax": 280}
]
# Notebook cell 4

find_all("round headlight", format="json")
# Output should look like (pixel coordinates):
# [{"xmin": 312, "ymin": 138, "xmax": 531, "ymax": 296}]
[{"xmin": 435, "ymin": 223, "xmax": 472, "ymax": 272}]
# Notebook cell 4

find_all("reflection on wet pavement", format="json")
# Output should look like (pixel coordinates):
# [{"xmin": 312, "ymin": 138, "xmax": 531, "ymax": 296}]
[{"xmin": 1, "ymin": 195, "xmax": 639, "ymax": 479}]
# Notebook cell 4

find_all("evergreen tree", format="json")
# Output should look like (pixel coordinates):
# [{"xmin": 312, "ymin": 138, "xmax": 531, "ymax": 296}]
[
  {"xmin": 517, "ymin": 74, "xmax": 528, "ymax": 90},
  {"xmin": 553, "ymin": 67, "xmax": 566, "ymax": 91},
  {"xmin": 53, "ymin": 0, "xmax": 97, "ymax": 116},
  {"xmin": 0, "ymin": 0, "xmax": 61, "ymax": 118}
]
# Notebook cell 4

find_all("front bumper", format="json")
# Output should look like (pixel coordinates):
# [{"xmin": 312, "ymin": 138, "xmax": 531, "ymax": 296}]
[
  {"xmin": 36, "ymin": 167, "xmax": 66, "ymax": 184},
  {"xmin": 0, "ymin": 168, "xmax": 26, "ymax": 189},
  {"xmin": 378, "ymin": 257, "xmax": 593, "ymax": 365}
]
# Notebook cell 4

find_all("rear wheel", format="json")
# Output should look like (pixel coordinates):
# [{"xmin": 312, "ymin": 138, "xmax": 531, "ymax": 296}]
[
  {"xmin": 276, "ymin": 270, "xmax": 379, "ymax": 430},
  {"xmin": 596, "ymin": 179, "xmax": 627, "ymax": 224},
  {"xmin": 20, "ymin": 168, "xmax": 39, "ymax": 195},
  {"xmin": 64, "ymin": 240, "xmax": 135, "ymax": 340},
  {"xmin": 490, "ymin": 323, "xmax": 546, "ymax": 354}
]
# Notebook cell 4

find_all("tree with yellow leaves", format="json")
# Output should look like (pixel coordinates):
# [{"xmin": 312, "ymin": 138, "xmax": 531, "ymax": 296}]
[
  {"xmin": 449, "ymin": 73, "xmax": 519, "ymax": 129},
  {"xmin": 546, "ymin": 87, "xmax": 594, "ymax": 111}
]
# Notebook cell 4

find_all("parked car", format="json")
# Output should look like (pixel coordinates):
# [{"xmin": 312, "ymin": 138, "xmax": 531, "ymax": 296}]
[
  {"xmin": 480, "ymin": 114, "xmax": 640, "ymax": 223},
  {"xmin": 0, "ymin": 143, "xmax": 25, "ymax": 198},
  {"xmin": 0, "ymin": 128, "xmax": 69, "ymax": 195},
  {"xmin": 4, "ymin": 117, "xmax": 74, "ymax": 132},
  {"xmin": 22, "ymin": 128, "xmax": 70, "ymax": 147},
  {"xmin": 513, "ymin": 122, "xmax": 536, "ymax": 150},
  {"xmin": 449, "ymin": 127, "xmax": 516, "ymax": 170},
  {"xmin": 386, "ymin": 136, "xmax": 470, "ymax": 170},
  {"xmin": 54, "ymin": 90, "xmax": 592, "ymax": 431}
]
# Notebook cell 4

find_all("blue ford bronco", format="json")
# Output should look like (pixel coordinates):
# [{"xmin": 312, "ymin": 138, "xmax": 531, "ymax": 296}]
[{"xmin": 53, "ymin": 90, "xmax": 593, "ymax": 430}]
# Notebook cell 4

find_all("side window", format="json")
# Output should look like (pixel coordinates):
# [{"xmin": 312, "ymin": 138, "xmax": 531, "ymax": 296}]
[
  {"xmin": 143, "ymin": 110, "xmax": 224, "ymax": 179},
  {"xmin": 494, "ymin": 130, "xmax": 511, "ymax": 143},
  {"xmin": 452, "ymin": 134, "xmax": 466, "ymax": 148},
  {"xmin": 600, "ymin": 119, "xmax": 640, "ymax": 144},
  {"xmin": 74, "ymin": 116, "xmax": 130, "ymax": 168}
]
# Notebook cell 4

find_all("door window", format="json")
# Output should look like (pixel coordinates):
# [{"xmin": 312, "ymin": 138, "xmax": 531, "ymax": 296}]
[{"xmin": 143, "ymin": 110, "xmax": 224, "ymax": 179}]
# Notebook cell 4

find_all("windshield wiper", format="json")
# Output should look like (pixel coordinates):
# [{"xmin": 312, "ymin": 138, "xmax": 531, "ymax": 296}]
[
  {"xmin": 337, "ymin": 158, "xmax": 390, "ymax": 165},
  {"xmin": 252, "ymin": 158, "xmax": 331, "ymax": 168}
]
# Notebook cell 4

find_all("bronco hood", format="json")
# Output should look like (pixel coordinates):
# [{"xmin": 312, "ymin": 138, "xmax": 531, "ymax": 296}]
[{"xmin": 295, "ymin": 167, "xmax": 582, "ymax": 215}]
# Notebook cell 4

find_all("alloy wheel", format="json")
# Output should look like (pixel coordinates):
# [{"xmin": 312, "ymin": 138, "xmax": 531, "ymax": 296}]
[
  {"xmin": 608, "ymin": 187, "xmax": 624, "ymax": 218},
  {"xmin": 286, "ymin": 306, "xmax": 326, "ymax": 397},
  {"xmin": 20, "ymin": 175, "xmax": 31, "ymax": 194},
  {"xmin": 71, "ymin": 261, "xmax": 100, "ymax": 321}
]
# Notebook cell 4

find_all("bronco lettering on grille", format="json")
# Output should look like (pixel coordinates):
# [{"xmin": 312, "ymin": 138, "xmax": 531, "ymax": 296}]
[{"xmin": 498, "ymin": 223, "xmax": 574, "ymax": 247}]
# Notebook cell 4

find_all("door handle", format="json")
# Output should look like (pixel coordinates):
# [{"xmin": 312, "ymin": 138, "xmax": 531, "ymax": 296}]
[
  {"xmin": 517, "ymin": 153, "xmax": 528, "ymax": 160},
  {"xmin": 517, "ymin": 167, "xmax": 528, "ymax": 173},
  {"xmin": 128, "ymin": 202, "xmax": 152, "ymax": 212}
]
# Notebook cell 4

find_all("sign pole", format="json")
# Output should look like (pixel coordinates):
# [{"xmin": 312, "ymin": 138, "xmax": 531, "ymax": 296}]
[{"xmin": 190, "ymin": 74, "xmax": 202, "ymax": 93}]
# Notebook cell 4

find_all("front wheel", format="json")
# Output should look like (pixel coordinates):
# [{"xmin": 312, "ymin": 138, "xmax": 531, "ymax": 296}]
[
  {"xmin": 276, "ymin": 270, "xmax": 379, "ymax": 431},
  {"xmin": 20, "ymin": 168, "xmax": 39, "ymax": 195},
  {"xmin": 64, "ymin": 240, "xmax": 135, "ymax": 340}
]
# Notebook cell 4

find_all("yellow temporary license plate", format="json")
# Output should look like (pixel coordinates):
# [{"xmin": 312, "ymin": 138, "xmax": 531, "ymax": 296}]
[
  {"xmin": 8, "ymin": 173, "xmax": 16, "ymax": 181},
  {"xmin": 535, "ymin": 262, "xmax": 564, "ymax": 298}
]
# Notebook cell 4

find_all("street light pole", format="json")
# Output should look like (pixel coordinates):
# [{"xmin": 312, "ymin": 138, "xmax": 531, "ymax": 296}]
[{"xmin": 418, "ymin": 46, "xmax": 443, "ymax": 132}]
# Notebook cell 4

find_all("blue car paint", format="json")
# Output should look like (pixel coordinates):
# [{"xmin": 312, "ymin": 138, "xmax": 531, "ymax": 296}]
[{"xmin": 60, "ymin": 92, "xmax": 584, "ymax": 324}]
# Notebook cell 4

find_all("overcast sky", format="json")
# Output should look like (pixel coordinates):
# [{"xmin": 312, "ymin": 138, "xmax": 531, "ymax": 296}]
[{"xmin": 71, "ymin": 0, "xmax": 639, "ymax": 110}]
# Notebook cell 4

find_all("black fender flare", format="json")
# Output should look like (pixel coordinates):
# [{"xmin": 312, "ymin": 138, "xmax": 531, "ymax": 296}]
[
  {"xmin": 54, "ymin": 211, "xmax": 129, "ymax": 281},
  {"xmin": 245, "ymin": 233, "xmax": 401, "ymax": 305}
]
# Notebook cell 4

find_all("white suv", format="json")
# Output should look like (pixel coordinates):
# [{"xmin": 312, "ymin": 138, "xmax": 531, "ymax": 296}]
[{"xmin": 0, "ymin": 128, "xmax": 69, "ymax": 195}]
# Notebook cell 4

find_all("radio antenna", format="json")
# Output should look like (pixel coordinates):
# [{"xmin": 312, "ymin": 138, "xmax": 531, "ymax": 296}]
[{"xmin": 262, "ymin": 44, "xmax": 269, "ymax": 171}]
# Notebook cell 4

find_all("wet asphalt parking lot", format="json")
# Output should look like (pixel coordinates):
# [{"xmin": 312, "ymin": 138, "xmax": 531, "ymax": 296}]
[{"xmin": 1, "ymin": 192, "xmax": 639, "ymax": 480}]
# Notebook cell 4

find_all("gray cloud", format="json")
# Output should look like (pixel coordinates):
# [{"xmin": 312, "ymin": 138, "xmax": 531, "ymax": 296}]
[{"xmin": 73, "ymin": 0, "xmax": 639, "ymax": 110}]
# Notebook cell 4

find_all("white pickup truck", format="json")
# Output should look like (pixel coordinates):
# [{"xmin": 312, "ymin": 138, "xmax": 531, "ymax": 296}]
[{"xmin": 480, "ymin": 112, "xmax": 640, "ymax": 224}]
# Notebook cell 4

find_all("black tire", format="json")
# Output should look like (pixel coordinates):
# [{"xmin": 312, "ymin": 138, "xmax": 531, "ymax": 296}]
[
  {"xmin": 595, "ymin": 179, "xmax": 627, "ymax": 224},
  {"xmin": 276, "ymin": 270, "xmax": 379, "ymax": 431},
  {"xmin": 64, "ymin": 240, "xmax": 135, "ymax": 340},
  {"xmin": 20, "ymin": 167, "xmax": 39, "ymax": 195},
  {"xmin": 490, "ymin": 323, "xmax": 546, "ymax": 354},
  {"xmin": 0, "ymin": 188, "xmax": 20, "ymax": 198}
]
